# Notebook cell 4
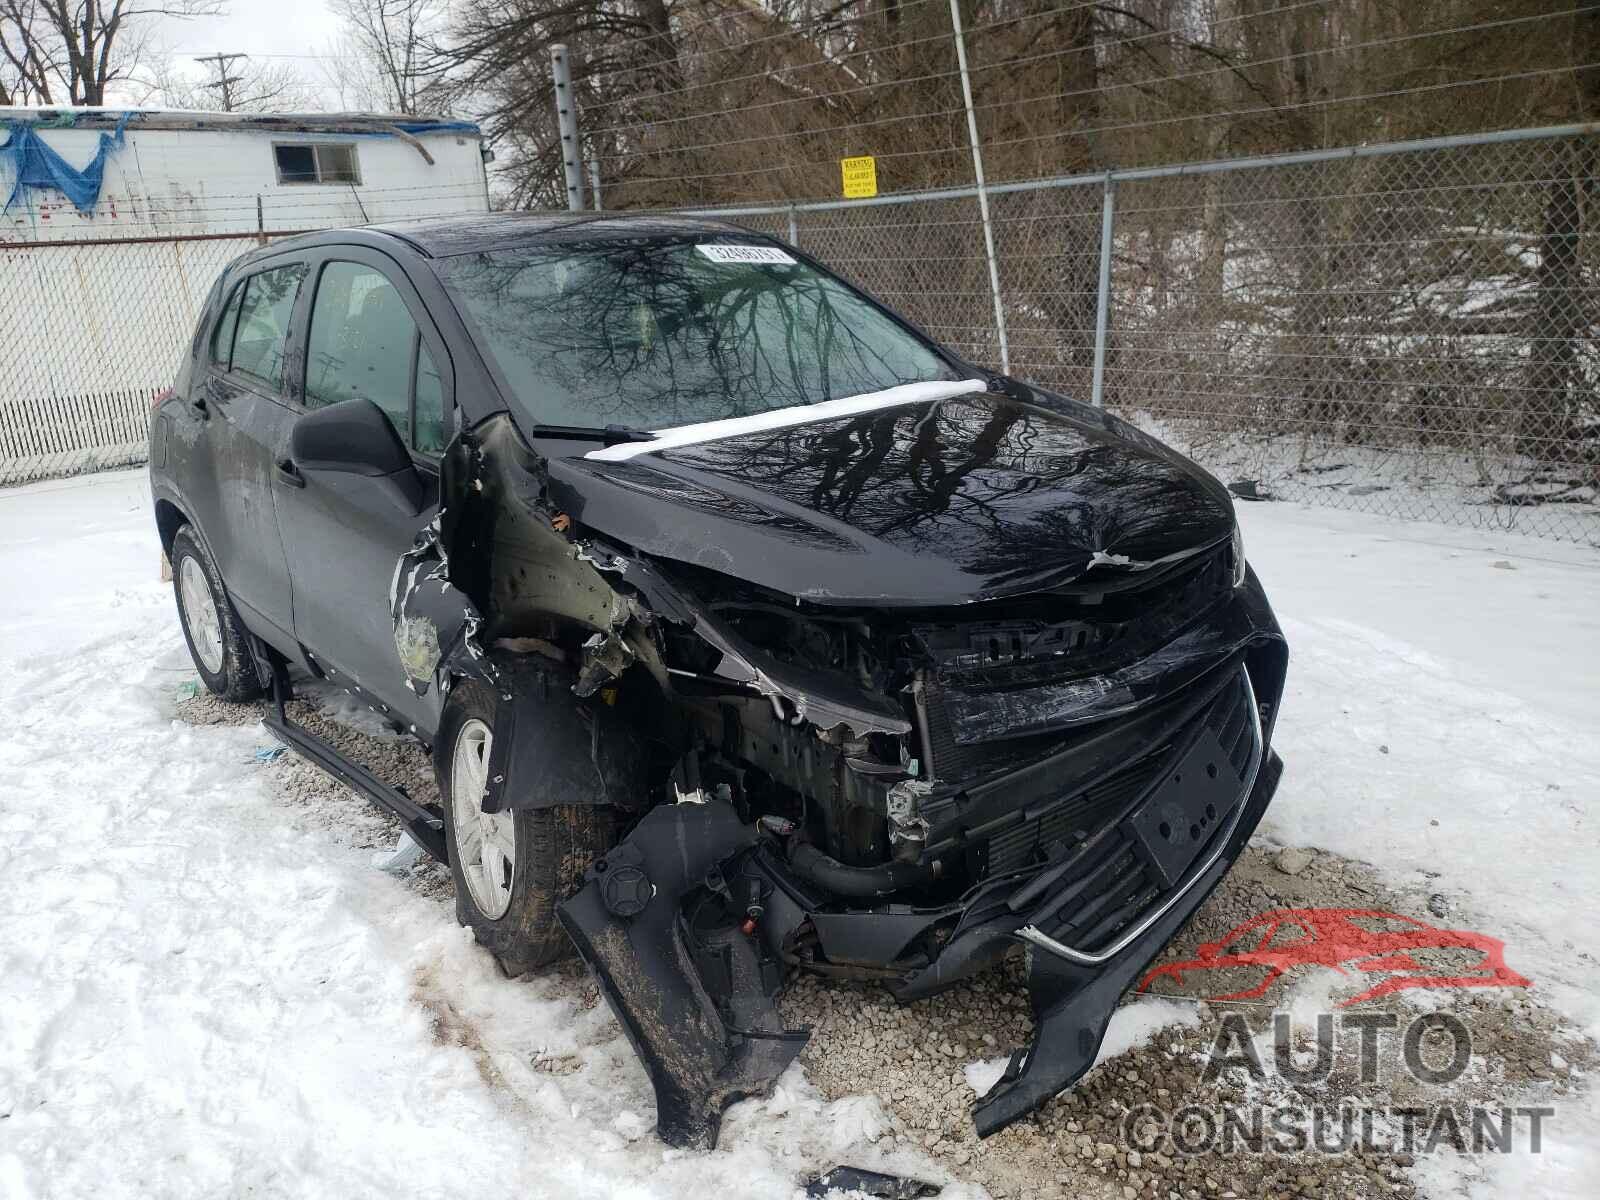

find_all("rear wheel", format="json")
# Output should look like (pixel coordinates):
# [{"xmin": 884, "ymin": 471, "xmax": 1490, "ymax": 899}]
[
  {"xmin": 436, "ymin": 677, "xmax": 616, "ymax": 973},
  {"xmin": 170, "ymin": 524, "xmax": 263, "ymax": 702}
]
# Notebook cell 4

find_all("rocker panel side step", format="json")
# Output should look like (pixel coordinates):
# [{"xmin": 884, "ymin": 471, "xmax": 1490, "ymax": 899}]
[{"xmin": 258, "ymin": 648, "xmax": 448, "ymax": 862}]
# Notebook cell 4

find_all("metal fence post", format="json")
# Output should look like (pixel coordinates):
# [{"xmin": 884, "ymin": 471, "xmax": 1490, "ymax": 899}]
[
  {"xmin": 947, "ymin": 0, "xmax": 1010, "ymax": 375},
  {"xmin": 787, "ymin": 204, "xmax": 799, "ymax": 247},
  {"xmin": 550, "ymin": 44, "xmax": 585, "ymax": 213},
  {"xmin": 588, "ymin": 149, "xmax": 603, "ymax": 211},
  {"xmin": 1090, "ymin": 176, "xmax": 1117, "ymax": 408}
]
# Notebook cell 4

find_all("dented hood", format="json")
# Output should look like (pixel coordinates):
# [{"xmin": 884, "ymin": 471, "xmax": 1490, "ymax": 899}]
[{"xmin": 547, "ymin": 389, "xmax": 1235, "ymax": 606}]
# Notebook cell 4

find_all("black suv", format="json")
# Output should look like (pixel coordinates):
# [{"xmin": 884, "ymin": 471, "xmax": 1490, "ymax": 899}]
[{"xmin": 150, "ymin": 214, "xmax": 1286, "ymax": 1149}]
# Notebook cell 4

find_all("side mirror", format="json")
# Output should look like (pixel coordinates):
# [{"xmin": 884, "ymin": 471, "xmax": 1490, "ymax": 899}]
[
  {"xmin": 290, "ymin": 398, "xmax": 423, "ymax": 513},
  {"xmin": 291, "ymin": 397, "xmax": 411, "ymax": 475}
]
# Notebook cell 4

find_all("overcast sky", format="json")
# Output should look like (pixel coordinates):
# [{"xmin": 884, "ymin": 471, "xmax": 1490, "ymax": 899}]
[
  {"xmin": 110, "ymin": 0, "xmax": 351, "ymax": 108},
  {"xmin": 165, "ymin": 1, "xmax": 344, "ymax": 63}
]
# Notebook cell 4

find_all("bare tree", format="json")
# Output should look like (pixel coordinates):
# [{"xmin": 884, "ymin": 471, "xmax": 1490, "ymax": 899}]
[
  {"xmin": 436, "ymin": 0, "xmax": 697, "ymax": 208},
  {"xmin": 152, "ymin": 51, "xmax": 322, "ymax": 112},
  {"xmin": 329, "ymin": 0, "xmax": 447, "ymax": 112},
  {"xmin": 0, "ymin": 0, "xmax": 223, "ymax": 105},
  {"xmin": 1, "ymin": 0, "xmax": 62, "ymax": 103},
  {"xmin": 317, "ymin": 33, "xmax": 389, "ymax": 111}
]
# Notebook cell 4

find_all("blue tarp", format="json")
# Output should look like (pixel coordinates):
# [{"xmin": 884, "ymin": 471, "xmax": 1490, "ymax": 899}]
[
  {"xmin": 0, "ymin": 113, "xmax": 130, "ymax": 214},
  {"xmin": 391, "ymin": 119, "xmax": 482, "ymax": 136}
]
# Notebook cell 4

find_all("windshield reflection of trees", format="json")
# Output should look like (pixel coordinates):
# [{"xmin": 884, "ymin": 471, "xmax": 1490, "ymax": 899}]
[
  {"xmin": 671, "ymin": 397, "xmax": 1231, "ymax": 581},
  {"xmin": 444, "ymin": 242, "xmax": 951, "ymax": 428}
]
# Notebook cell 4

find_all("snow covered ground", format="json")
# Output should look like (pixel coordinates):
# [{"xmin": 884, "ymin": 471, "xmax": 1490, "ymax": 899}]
[
  {"xmin": 1241, "ymin": 499, "xmax": 1600, "ymax": 1199},
  {"xmin": 1, "ymin": 468, "xmax": 1596, "ymax": 1198}
]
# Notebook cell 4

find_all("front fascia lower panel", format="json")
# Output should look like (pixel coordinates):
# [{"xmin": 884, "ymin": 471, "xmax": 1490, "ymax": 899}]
[{"xmin": 556, "ymin": 801, "xmax": 808, "ymax": 1149}]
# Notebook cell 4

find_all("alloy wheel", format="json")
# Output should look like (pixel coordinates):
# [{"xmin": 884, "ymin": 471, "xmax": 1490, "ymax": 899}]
[
  {"xmin": 450, "ymin": 717, "xmax": 516, "ymax": 919},
  {"xmin": 178, "ymin": 554, "xmax": 224, "ymax": 676}
]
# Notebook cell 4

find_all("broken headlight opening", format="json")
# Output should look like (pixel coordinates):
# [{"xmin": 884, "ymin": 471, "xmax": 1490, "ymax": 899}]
[
  {"xmin": 552, "ymin": 536, "xmax": 1287, "ymax": 1151},
  {"xmin": 1231, "ymin": 522, "xmax": 1247, "ymax": 588}
]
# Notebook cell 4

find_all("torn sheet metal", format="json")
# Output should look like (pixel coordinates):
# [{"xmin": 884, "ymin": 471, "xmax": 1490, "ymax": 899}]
[
  {"xmin": 385, "ymin": 428, "xmax": 507, "ymax": 703},
  {"xmin": 693, "ymin": 629, "xmax": 910, "ymax": 734},
  {"xmin": 389, "ymin": 513, "xmax": 495, "ymax": 699},
  {"xmin": 570, "ymin": 585, "xmax": 659, "ymax": 698},
  {"xmin": 575, "ymin": 629, "xmax": 636, "ymax": 696},
  {"xmin": 574, "ymin": 542, "xmax": 911, "ymax": 736}
]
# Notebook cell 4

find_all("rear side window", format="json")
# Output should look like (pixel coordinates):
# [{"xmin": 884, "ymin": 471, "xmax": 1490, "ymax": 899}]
[
  {"xmin": 305, "ymin": 261, "xmax": 444, "ymax": 454},
  {"xmin": 209, "ymin": 282, "xmax": 245, "ymax": 366},
  {"xmin": 229, "ymin": 264, "xmax": 307, "ymax": 389}
]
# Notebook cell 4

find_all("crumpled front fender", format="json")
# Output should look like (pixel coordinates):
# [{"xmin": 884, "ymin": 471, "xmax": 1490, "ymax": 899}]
[{"xmin": 479, "ymin": 654, "xmax": 651, "ymax": 814}]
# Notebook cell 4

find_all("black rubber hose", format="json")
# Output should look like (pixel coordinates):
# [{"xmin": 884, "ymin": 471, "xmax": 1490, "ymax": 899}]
[{"xmin": 787, "ymin": 842, "xmax": 936, "ymax": 899}]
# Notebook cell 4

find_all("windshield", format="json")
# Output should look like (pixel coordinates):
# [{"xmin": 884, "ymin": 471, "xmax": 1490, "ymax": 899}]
[{"xmin": 436, "ymin": 239, "xmax": 960, "ymax": 431}]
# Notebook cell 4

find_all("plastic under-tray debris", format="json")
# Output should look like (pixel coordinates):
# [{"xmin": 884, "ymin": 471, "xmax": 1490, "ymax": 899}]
[{"xmin": 803, "ymin": 1166, "xmax": 941, "ymax": 1198}]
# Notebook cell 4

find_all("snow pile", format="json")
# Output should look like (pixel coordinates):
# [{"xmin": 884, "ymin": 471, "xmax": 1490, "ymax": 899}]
[
  {"xmin": 1092, "ymin": 998, "xmax": 1204, "ymax": 1064},
  {"xmin": 1, "ymin": 469, "xmax": 1597, "ymax": 1198}
]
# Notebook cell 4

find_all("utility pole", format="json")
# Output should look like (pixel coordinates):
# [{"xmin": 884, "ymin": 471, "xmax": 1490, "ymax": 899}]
[
  {"xmin": 946, "ymin": 0, "xmax": 1009, "ymax": 375},
  {"xmin": 549, "ymin": 44, "xmax": 585, "ymax": 212},
  {"xmin": 194, "ymin": 52, "xmax": 246, "ymax": 112}
]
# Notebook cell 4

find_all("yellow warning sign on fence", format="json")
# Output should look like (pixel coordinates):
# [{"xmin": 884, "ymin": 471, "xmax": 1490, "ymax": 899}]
[{"xmin": 841, "ymin": 155, "xmax": 878, "ymax": 199}]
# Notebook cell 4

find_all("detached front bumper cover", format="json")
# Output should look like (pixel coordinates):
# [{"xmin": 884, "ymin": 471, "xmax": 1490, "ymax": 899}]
[
  {"xmin": 557, "ymin": 660, "xmax": 1283, "ymax": 1148},
  {"xmin": 974, "ymin": 704, "xmax": 1279, "ymax": 1134}
]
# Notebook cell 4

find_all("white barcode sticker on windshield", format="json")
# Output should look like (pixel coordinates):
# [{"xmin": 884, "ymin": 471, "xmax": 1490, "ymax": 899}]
[{"xmin": 695, "ymin": 243, "xmax": 796, "ymax": 265}]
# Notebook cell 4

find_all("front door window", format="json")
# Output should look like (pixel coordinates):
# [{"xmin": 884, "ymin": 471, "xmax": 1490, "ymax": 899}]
[{"xmin": 305, "ymin": 261, "xmax": 436, "ymax": 450}]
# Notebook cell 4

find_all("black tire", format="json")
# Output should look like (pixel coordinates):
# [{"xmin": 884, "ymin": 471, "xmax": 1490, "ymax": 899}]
[
  {"xmin": 170, "ymin": 523, "xmax": 264, "ymax": 702},
  {"xmin": 436, "ymin": 676, "xmax": 617, "ymax": 973}
]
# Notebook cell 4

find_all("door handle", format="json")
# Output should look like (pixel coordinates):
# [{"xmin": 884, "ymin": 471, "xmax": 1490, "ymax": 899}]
[
  {"xmin": 275, "ymin": 459, "xmax": 306, "ymax": 488},
  {"xmin": 195, "ymin": 377, "xmax": 228, "ymax": 420}
]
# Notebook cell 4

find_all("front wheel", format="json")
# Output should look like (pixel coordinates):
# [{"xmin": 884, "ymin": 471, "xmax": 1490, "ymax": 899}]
[{"xmin": 436, "ymin": 677, "xmax": 616, "ymax": 973}]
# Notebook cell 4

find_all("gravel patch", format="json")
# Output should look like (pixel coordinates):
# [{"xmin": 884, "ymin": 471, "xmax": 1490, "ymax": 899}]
[
  {"xmin": 176, "ymin": 682, "xmax": 1595, "ymax": 1199},
  {"xmin": 778, "ymin": 846, "xmax": 1594, "ymax": 1199}
]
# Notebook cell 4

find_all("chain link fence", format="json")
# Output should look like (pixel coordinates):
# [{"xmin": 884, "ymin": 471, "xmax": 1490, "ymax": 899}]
[
  {"xmin": 2, "ymin": 131, "xmax": 1594, "ymax": 543},
  {"xmin": 0, "ymin": 234, "xmax": 281, "ymax": 486},
  {"xmin": 691, "ymin": 125, "xmax": 1600, "ymax": 543}
]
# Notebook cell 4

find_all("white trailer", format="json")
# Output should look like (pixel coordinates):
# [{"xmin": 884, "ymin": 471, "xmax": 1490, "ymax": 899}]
[
  {"xmin": 0, "ymin": 109, "xmax": 491, "ymax": 484},
  {"xmin": 0, "ymin": 108, "xmax": 490, "ymax": 241}
]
